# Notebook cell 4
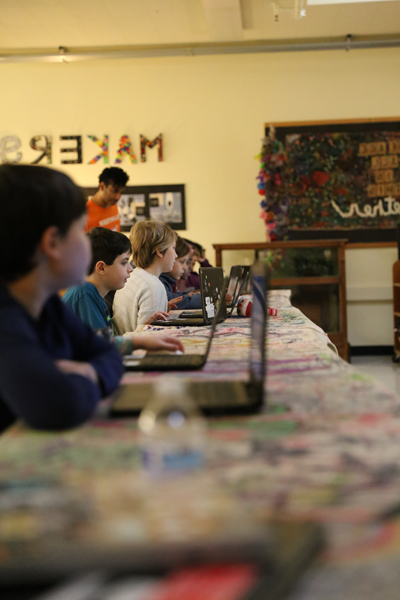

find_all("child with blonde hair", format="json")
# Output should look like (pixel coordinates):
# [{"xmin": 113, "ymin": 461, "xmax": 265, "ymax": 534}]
[{"xmin": 113, "ymin": 221, "xmax": 181, "ymax": 333}]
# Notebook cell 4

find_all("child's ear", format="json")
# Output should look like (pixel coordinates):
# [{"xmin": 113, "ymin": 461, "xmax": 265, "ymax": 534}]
[
  {"xmin": 39, "ymin": 226, "xmax": 63, "ymax": 259},
  {"xmin": 155, "ymin": 248, "xmax": 164, "ymax": 259},
  {"xmin": 95, "ymin": 260, "xmax": 106, "ymax": 274}
]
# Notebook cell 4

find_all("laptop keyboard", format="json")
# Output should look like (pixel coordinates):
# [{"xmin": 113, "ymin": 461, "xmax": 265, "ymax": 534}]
[
  {"xmin": 179, "ymin": 310, "xmax": 203, "ymax": 318},
  {"xmin": 113, "ymin": 381, "xmax": 250, "ymax": 413},
  {"xmin": 189, "ymin": 382, "xmax": 249, "ymax": 406},
  {"xmin": 140, "ymin": 354, "xmax": 204, "ymax": 367},
  {"xmin": 152, "ymin": 318, "xmax": 205, "ymax": 325}
]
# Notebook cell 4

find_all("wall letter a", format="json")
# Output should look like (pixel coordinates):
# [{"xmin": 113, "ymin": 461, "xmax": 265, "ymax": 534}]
[{"xmin": 115, "ymin": 135, "xmax": 137, "ymax": 164}]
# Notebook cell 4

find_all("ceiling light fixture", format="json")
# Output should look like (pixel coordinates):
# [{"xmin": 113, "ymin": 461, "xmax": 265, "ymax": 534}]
[
  {"xmin": 58, "ymin": 46, "xmax": 68, "ymax": 63},
  {"xmin": 271, "ymin": 0, "xmax": 306, "ymax": 21}
]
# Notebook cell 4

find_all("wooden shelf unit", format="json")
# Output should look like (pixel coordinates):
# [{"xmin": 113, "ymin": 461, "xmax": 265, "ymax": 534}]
[{"xmin": 213, "ymin": 240, "xmax": 348, "ymax": 361}]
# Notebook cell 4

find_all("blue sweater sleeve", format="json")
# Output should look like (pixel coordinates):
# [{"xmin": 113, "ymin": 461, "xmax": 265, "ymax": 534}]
[
  {"xmin": 0, "ymin": 296, "xmax": 123, "ymax": 431},
  {"xmin": 173, "ymin": 292, "xmax": 202, "ymax": 310},
  {"xmin": 63, "ymin": 285, "xmax": 110, "ymax": 330},
  {"xmin": 159, "ymin": 274, "xmax": 202, "ymax": 309}
]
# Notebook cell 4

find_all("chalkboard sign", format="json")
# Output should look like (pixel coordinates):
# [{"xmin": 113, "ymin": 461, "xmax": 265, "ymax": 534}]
[{"xmin": 268, "ymin": 118, "xmax": 400, "ymax": 243}]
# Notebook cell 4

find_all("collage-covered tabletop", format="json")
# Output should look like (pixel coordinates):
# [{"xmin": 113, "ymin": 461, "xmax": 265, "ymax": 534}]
[{"xmin": 2, "ymin": 291, "xmax": 400, "ymax": 599}]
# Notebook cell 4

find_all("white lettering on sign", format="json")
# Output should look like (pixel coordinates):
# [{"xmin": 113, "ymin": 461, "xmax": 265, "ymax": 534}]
[{"xmin": 331, "ymin": 196, "xmax": 400, "ymax": 219}]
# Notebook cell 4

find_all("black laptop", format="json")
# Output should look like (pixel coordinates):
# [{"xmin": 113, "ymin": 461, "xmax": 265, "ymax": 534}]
[
  {"xmin": 226, "ymin": 265, "xmax": 251, "ymax": 317},
  {"xmin": 181, "ymin": 264, "xmax": 250, "ymax": 319},
  {"xmin": 122, "ymin": 287, "xmax": 226, "ymax": 372},
  {"xmin": 111, "ymin": 262, "xmax": 268, "ymax": 417},
  {"xmin": 152, "ymin": 267, "xmax": 226, "ymax": 327}
]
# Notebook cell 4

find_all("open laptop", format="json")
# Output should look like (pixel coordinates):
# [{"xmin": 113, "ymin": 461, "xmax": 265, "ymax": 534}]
[
  {"xmin": 111, "ymin": 261, "xmax": 268, "ymax": 416},
  {"xmin": 181, "ymin": 265, "xmax": 250, "ymax": 319},
  {"xmin": 0, "ymin": 518, "xmax": 324, "ymax": 597},
  {"xmin": 123, "ymin": 287, "xmax": 226, "ymax": 371},
  {"xmin": 227, "ymin": 265, "xmax": 251, "ymax": 317},
  {"xmin": 152, "ymin": 267, "xmax": 226, "ymax": 327}
]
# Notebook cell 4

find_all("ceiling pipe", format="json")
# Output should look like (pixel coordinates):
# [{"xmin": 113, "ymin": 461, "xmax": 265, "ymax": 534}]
[{"xmin": 0, "ymin": 34, "xmax": 399, "ymax": 63}]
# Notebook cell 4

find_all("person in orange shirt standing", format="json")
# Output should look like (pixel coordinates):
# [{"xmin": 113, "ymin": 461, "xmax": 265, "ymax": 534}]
[{"xmin": 85, "ymin": 167, "xmax": 129, "ymax": 232}]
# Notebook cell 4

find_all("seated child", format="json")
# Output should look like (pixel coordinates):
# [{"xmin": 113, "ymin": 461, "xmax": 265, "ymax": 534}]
[
  {"xmin": 160, "ymin": 237, "xmax": 202, "ymax": 310},
  {"xmin": 183, "ymin": 239, "xmax": 213, "ymax": 289},
  {"xmin": 175, "ymin": 242, "xmax": 193, "ymax": 293},
  {"xmin": 63, "ymin": 227, "xmax": 184, "ymax": 354},
  {"xmin": 113, "ymin": 221, "xmax": 182, "ymax": 334},
  {"xmin": 0, "ymin": 164, "xmax": 124, "ymax": 433}
]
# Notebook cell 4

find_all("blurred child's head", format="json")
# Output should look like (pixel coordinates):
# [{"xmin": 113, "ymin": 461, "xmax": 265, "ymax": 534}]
[
  {"xmin": 183, "ymin": 238, "xmax": 203, "ymax": 264},
  {"xmin": 87, "ymin": 227, "xmax": 133, "ymax": 291},
  {"xmin": 166, "ymin": 237, "xmax": 190, "ymax": 281},
  {"xmin": 130, "ymin": 221, "xmax": 177, "ymax": 271},
  {"xmin": 98, "ymin": 167, "xmax": 129, "ymax": 208},
  {"xmin": 0, "ymin": 164, "xmax": 89, "ymax": 288}
]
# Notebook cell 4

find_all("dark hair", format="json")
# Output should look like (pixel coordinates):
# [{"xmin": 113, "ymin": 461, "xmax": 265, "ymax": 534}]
[
  {"xmin": 99, "ymin": 167, "xmax": 129, "ymax": 189},
  {"xmin": 87, "ymin": 227, "xmax": 132, "ymax": 274},
  {"xmin": 0, "ymin": 164, "xmax": 86, "ymax": 282},
  {"xmin": 175, "ymin": 237, "xmax": 190, "ymax": 259},
  {"xmin": 183, "ymin": 238, "xmax": 203, "ymax": 255}
]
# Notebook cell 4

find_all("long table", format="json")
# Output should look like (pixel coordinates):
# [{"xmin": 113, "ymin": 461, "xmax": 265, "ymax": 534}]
[{"xmin": 2, "ymin": 292, "xmax": 400, "ymax": 599}]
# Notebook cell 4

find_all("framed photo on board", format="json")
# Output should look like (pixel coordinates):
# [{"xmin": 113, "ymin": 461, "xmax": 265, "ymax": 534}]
[
  {"xmin": 83, "ymin": 184, "xmax": 186, "ymax": 232},
  {"xmin": 268, "ymin": 118, "xmax": 400, "ymax": 243}
]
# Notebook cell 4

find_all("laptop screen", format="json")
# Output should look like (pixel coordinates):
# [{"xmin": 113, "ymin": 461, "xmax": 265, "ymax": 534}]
[
  {"xmin": 227, "ymin": 266, "xmax": 241, "ymax": 297},
  {"xmin": 249, "ymin": 265, "xmax": 267, "ymax": 385},
  {"xmin": 200, "ymin": 267, "xmax": 226, "ymax": 323}
]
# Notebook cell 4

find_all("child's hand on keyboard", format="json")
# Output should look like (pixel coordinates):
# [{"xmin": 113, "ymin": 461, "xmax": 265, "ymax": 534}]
[
  {"xmin": 144, "ymin": 311, "xmax": 169, "ymax": 324},
  {"xmin": 132, "ymin": 335, "xmax": 185, "ymax": 353}
]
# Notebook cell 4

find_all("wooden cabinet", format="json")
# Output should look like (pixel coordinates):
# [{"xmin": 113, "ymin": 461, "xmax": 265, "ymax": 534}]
[{"xmin": 213, "ymin": 240, "xmax": 348, "ymax": 361}]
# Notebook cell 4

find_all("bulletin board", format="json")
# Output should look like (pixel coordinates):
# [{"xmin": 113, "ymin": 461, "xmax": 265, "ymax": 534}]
[
  {"xmin": 269, "ymin": 118, "xmax": 400, "ymax": 243},
  {"xmin": 83, "ymin": 184, "xmax": 186, "ymax": 231}
]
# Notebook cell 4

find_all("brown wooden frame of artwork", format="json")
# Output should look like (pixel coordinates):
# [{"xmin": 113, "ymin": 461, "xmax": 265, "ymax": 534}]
[{"xmin": 265, "ymin": 117, "xmax": 400, "ymax": 247}]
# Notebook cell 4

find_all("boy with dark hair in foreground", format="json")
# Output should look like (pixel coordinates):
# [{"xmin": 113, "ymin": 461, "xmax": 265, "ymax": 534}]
[
  {"xmin": 63, "ymin": 227, "xmax": 184, "ymax": 355},
  {"xmin": 0, "ymin": 164, "xmax": 124, "ymax": 433}
]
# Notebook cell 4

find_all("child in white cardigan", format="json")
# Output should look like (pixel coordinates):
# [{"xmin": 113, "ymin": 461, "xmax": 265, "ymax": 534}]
[{"xmin": 113, "ymin": 221, "xmax": 182, "ymax": 334}]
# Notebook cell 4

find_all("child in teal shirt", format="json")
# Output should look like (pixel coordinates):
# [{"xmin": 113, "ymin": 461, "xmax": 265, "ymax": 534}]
[{"xmin": 63, "ymin": 228, "xmax": 184, "ymax": 355}]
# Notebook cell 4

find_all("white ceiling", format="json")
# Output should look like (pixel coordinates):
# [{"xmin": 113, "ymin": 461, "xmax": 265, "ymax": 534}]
[{"xmin": 0, "ymin": 0, "xmax": 399, "ymax": 52}]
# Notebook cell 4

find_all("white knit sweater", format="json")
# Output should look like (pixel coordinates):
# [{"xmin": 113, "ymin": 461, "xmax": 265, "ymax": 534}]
[{"xmin": 113, "ymin": 268, "xmax": 168, "ymax": 334}]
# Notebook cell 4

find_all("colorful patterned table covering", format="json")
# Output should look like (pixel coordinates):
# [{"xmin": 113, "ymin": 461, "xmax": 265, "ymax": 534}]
[{"xmin": 2, "ymin": 290, "xmax": 400, "ymax": 599}]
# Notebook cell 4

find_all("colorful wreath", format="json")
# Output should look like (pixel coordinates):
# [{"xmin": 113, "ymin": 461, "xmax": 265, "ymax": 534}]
[{"xmin": 257, "ymin": 125, "xmax": 290, "ymax": 241}]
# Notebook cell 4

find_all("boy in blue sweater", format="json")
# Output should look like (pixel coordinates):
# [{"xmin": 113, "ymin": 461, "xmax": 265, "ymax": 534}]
[
  {"xmin": 63, "ymin": 227, "xmax": 184, "ymax": 355},
  {"xmin": 0, "ymin": 164, "xmax": 124, "ymax": 433}
]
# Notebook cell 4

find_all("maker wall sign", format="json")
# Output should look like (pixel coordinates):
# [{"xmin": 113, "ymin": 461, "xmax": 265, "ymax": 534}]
[{"xmin": 0, "ymin": 133, "xmax": 163, "ymax": 165}]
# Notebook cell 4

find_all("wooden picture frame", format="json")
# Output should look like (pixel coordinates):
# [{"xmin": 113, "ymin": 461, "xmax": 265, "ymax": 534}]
[{"xmin": 83, "ymin": 184, "xmax": 186, "ymax": 231}]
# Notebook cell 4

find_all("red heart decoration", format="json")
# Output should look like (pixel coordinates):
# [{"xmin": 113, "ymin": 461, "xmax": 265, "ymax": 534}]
[{"xmin": 313, "ymin": 171, "xmax": 330, "ymax": 186}]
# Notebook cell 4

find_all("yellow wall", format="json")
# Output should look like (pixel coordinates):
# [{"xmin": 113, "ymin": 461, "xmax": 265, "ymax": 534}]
[{"xmin": 1, "ymin": 48, "xmax": 399, "ymax": 345}]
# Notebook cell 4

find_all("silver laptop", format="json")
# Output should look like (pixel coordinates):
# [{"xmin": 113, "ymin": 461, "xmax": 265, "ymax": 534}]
[{"xmin": 112, "ymin": 262, "xmax": 267, "ymax": 416}]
